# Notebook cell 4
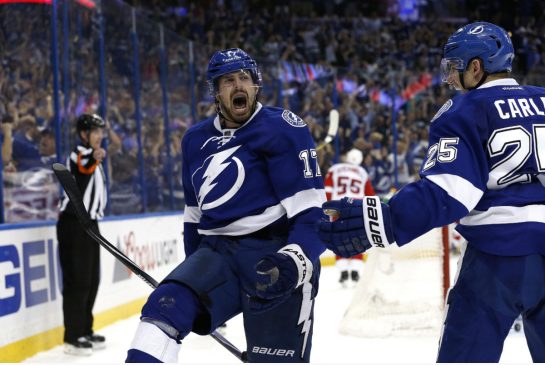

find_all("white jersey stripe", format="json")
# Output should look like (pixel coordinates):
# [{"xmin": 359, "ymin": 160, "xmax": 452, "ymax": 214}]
[
  {"xmin": 82, "ymin": 174, "xmax": 93, "ymax": 214},
  {"xmin": 298, "ymin": 281, "xmax": 313, "ymax": 357},
  {"xmin": 281, "ymin": 188, "xmax": 326, "ymax": 219},
  {"xmin": 197, "ymin": 188, "xmax": 325, "ymax": 235},
  {"xmin": 198, "ymin": 203, "xmax": 286, "ymax": 236},
  {"xmin": 62, "ymin": 150, "xmax": 107, "ymax": 220},
  {"xmin": 426, "ymin": 173, "xmax": 483, "ymax": 212},
  {"xmin": 460, "ymin": 204, "xmax": 545, "ymax": 226},
  {"xmin": 184, "ymin": 206, "xmax": 202, "ymax": 223}
]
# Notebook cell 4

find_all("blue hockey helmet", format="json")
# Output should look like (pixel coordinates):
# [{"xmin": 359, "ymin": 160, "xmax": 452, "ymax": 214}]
[
  {"xmin": 440, "ymin": 22, "xmax": 514, "ymax": 83},
  {"xmin": 206, "ymin": 48, "xmax": 262, "ymax": 96}
]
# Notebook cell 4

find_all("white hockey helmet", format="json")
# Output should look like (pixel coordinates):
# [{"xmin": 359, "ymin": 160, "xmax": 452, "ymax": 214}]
[{"xmin": 346, "ymin": 148, "xmax": 363, "ymax": 166}]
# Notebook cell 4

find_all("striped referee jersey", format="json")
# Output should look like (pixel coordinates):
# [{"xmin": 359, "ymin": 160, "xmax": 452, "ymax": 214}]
[{"xmin": 59, "ymin": 144, "xmax": 107, "ymax": 220}]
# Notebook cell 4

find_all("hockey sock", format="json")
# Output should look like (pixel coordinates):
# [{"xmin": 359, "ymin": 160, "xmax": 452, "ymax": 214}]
[{"xmin": 126, "ymin": 283, "xmax": 201, "ymax": 362}]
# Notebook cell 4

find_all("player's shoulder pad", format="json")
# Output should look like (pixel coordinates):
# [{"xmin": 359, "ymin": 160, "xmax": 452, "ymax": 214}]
[
  {"xmin": 430, "ymin": 99, "xmax": 454, "ymax": 123},
  {"xmin": 430, "ymin": 92, "xmax": 482, "ymax": 127},
  {"xmin": 523, "ymin": 85, "xmax": 545, "ymax": 95},
  {"xmin": 280, "ymin": 109, "xmax": 307, "ymax": 127},
  {"xmin": 261, "ymin": 106, "xmax": 307, "ymax": 128}
]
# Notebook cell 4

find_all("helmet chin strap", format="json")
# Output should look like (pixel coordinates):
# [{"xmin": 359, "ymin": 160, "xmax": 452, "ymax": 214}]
[{"xmin": 461, "ymin": 71, "xmax": 488, "ymax": 91}]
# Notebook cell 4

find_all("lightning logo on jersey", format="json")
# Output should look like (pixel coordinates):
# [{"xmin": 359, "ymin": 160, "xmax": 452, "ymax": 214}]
[{"xmin": 195, "ymin": 145, "xmax": 244, "ymax": 210}]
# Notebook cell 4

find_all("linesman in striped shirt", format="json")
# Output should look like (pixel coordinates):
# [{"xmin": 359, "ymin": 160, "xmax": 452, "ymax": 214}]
[{"xmin": 57, "ymin": 113, "xmax": 107, "ymax": 356}]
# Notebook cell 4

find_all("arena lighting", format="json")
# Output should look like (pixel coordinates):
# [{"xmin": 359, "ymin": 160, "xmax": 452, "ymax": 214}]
[{"xmin": 0, "ymin": 0, "xmax": 96, "ymax": 8}]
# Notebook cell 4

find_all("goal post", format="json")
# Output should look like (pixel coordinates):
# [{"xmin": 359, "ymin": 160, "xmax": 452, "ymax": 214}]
[
  {"xmin": 339, "ymin": 226, "xmax": 451, "ymax": 338},
  {"xmin": 441, "ymin": 225, "xmax": 450, "ymax": 300}
]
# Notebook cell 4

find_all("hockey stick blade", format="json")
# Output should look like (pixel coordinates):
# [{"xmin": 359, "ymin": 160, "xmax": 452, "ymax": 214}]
[
  {"xmin": 316, "ymin": 109, "xmax": 339, "ymax": 150},
  {"xmin": 51, "ymin": 163, "xmax": 247, "ymax": 362}
]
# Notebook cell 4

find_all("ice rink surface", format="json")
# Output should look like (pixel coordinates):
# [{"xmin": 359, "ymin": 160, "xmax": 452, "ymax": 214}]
[{"xmin": 24, "ymin": 265, "xmax": 532, "ymax": 364}]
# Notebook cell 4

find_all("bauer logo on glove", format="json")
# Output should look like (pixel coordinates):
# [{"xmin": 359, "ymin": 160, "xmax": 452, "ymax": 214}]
[{"xmin": 317, "ymin": 197, "xmax": 396, "ymax": 257}]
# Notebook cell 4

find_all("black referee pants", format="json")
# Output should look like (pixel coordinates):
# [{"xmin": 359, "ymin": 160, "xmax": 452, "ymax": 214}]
[{"xmin": 57, "ymin": 213, "xmax": 101, "ymax": 343}]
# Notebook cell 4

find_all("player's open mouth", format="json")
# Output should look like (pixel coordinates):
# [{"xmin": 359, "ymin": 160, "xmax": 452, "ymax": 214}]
[{"xmin": 232, "ymin": 94, "xmax": 248, "ymax": 111}]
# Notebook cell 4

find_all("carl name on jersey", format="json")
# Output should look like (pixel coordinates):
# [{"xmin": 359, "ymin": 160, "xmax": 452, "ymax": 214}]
[{"xmin": 494, "ymin": 94, "xmax": 545, "ymax": 120}]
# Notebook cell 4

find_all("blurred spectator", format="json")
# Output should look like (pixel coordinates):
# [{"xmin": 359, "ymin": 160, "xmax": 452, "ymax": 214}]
[
  {"xmin": 1, "ymin": 115, "xmax": 14, "ymax": 169},
  {"xmin": 162, "ymin": 131, "xmax": 184, "ymax": 209},
  {"xmin": 387, "ymin": 139, "xmax": 412, "ymax": 187},
  {"xmin": 109, "ymin": 153, "xmax": 142, "ymax": 215},
  {"xmin": 364, "ymin": 151, "xmax": 392, "ymax": 195},
  {"xmin": 142, "ymin": 125, "xmax": 164, "ymax": 212},
  {"xmin": 406, "ymin": 123, "xmax": 428, "ymax": 177},
  {"xmin": 38, "ymin": 128, "xmax": 57, "ymax": 167},
  {"xmin": 11, "ymin": 115, "xmax": 41, "ymax": 171}
]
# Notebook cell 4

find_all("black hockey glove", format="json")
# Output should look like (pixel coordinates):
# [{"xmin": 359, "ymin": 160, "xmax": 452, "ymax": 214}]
[
  {"xmin": 250, "ymin": 244, "xmax": 313, "ymax": 313},
  {"xmin": 317, "ymin": 197, "xmax": 395, "ymax": 257}
]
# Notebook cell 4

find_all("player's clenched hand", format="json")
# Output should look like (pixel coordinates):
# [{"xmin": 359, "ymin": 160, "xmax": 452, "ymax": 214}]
[
  {"xmin": 317, "ymin": 197, "xmax": 396, "ymax": 257},
  {"xmin": 250, "ymin": 244, "xmax": 313, "ymax": 313}
]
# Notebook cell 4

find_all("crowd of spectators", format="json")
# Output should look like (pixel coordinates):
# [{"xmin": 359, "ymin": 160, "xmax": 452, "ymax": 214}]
[{"xmin": 1, "ymin": 0, "xmax": 545, "ymax": 221}]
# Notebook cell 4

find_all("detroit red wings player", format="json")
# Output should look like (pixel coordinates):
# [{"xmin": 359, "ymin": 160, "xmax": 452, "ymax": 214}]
[{"xmin": 324, "ymin": 148, "xmax": 375, "ymax": 285}]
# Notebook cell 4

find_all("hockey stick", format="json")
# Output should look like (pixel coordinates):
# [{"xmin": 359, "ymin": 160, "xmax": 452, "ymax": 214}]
[
  {"xmin": 316, "ymin": 109, "xmax": 339, "ymax": 150},
  {"xmin": 51, "ymin": 163, "xmax": 247, "ymax": 363}
]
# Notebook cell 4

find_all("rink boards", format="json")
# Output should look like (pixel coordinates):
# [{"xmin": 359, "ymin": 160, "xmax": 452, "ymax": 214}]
[{"xmin": 0, "ymin": 212, "xmax": 185, "ymax": 362}]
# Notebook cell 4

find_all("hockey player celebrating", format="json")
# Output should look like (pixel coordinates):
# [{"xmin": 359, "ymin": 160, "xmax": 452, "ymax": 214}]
[
  {"xmin": 317, "ymin": 22, "xmax": 545, "ymax": 362},
  {"xmin": 126, "ymin": 48, "xmax": 326, "ymax": 362}
]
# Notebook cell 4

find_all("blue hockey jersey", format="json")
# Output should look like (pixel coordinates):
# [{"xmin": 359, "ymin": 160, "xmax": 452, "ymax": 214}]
[
  {"xmin": 389, "ymin": 78, "xmax": 545, "ymax": 256},
  {"xmin": 182, "ymin": 103, "xmax": 326, "ymax": 261}
]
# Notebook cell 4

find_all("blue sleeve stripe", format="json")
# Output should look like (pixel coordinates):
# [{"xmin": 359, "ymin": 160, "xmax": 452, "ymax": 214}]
[
  {"xmin": 281, "ymin": 188, "xmax": 326, "ymax": 218},
  {"xmin": 426, "ymin": 173, "xmax": 483, "ymax": 212},
  {"xmin": 184, "ymin": 205, "xmax": 201, "ymax": 223},
  {"xmin": 460, "ymin": 204, "xmax": 545, "ymax": 226}
]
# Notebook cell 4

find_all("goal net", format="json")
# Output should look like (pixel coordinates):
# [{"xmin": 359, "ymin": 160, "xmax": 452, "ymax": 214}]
[{"xmin": 339, "ymin": 227, "xmax": 450, "ymax": 338}]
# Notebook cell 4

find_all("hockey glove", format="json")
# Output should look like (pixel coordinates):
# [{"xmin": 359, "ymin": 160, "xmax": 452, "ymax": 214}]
[
  {"xmin": 317, "ymin": 197, "xmax": 395, "ymax": 257},
  {"xmin": 250, "ymin": 244, "xmax": 313, "ymax": 313}
]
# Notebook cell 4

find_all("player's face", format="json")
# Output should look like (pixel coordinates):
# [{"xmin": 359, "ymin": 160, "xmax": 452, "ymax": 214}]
[
  {"xmin": 445, "ymin": 66, "xmax": 464, "ymax": 91},
  {"xmin": 441, "ymin": 58, "xmax": 465, "ymax": 91},
  {"xmin": 445, "ymin": 59, "xmax": 482, "ymax": 92},
  {"xmin": 216, "ymin": 70, "xmax": 258, "ymax": 128}
]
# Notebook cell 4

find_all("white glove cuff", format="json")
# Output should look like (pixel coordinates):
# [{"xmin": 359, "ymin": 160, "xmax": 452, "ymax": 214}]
[
  {"xmin": 279, "ymin": 244, "xmax": 314, "ymax": 288},
  {"xmin": 361, "ymin": 196, "xmax": 395, "ymax": 249}
]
